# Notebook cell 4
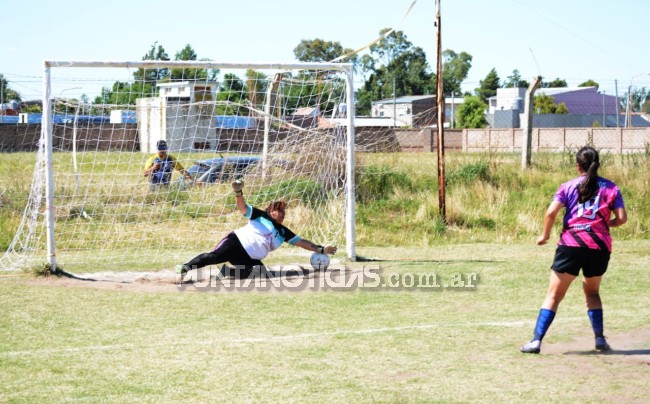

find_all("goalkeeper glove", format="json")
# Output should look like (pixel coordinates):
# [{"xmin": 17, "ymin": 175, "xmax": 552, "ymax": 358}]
[
  {"xmin": 318, "ymin": 245, "xmax": 337, "ymax": 255},
  {"xmin": 232, "ymin": 180, "xmax": 244, "ymax": 195}
]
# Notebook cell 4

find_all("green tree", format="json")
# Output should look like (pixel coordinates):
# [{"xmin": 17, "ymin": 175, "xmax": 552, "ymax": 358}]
[
  {"xmin": 541, "ymin": 78, "xmax": 568, "ymax": 88},
  {"xmin": 120, "ymin": 42, "xmax": 172, "ymax": 99},
  {"xmin": 133, "ymin": 42, "xmax": 170, "ymax": 85},
  {"xmin": 642, "ymin": 99, "xmax": 650, "ymax": 114},
  {"xmin": 355, "ymin": 75, "xmax": 382, "ymax": 116},
  {"xmin": 578, "ymin": 79, "xmax": 599, "ymax": 89},
  {"xmin": 94, "ymin": 42, "xmax": 170, "ymax": 105},
  {"xmin": 95, "ymin": 44, "xmax": 217, "ymax": 106},
  {"xmin": 215, "ymin": 70, "xmax": 274, "ymax": 116},
  {"xmin": 475, "ymin": 68, "xmax": 500, "ymax": 103},
  {"xmin": 367, "ymin": 29, "xmax": 413, "ymax": 67},
  {"xmin": 441, "ymin": 49, "xmax": 472, "ymax": 95},
  {"xmin": 221, "ymin": 73, "xmax": 245, "ymax": 92},
  {"xmin": 502, "ymin": 69, "xmax": 529, "ymax": 88},
  {"xmin": 245, "ymin": 69, "xmax": 268, "ymax": 112},
  {"xmin": 391, "ymin": 47, "xmax": 433, "ymax": 95},
  {"xmin": 0, "ymin": 74, "xmax": 21, "ymax": 103},
  {"xmin": 556, "ymin": 103, "xmax": 569, "ymax": 114},
  {"xmin": 170, "ymin": 44, "xmax": 212, "ymax": 81},
  {"xmin": 291, "ymin": 38, "xmax": 356, "ymax": 118},
  {"xmin": 533, "ymin": 93, "xmax": 568, "ymax": 114},
  {"xmin": 93, "ymin": 81, "xmax": 145, "ymax": 106},
  {"xmin": 293, "ymin": 38, "xmax": 355, "ymax": 64},
  {"xmin": 456, "ymin": 95, "xmax": 487, "ymax": 128},
  {"xmin": 355, "ymin": 29, "xmax": 433, "ymax": 115},
  {"xmin": 534, "ymin": 94, "xmax": 555, "ymax": 113},
  {"xmin": 22, "ymin": 104, "xmax": 41, "ymax": 113},
  {"xmin": 626, "ymin": 87, "xmax": 649, "ymax": 113},
  {"xmin": 216, "ymin": 73, "xmax": 248, "ymax": 115}
]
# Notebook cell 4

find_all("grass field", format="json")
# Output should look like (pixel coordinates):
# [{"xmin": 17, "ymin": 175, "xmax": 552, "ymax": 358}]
[
  {"xmin": 2, "ymin": 150, "xmax": 650, "ymax": 401},
  {"xmin": 1, "ymin": 241, "xmax": 650, "ymax": 402}
]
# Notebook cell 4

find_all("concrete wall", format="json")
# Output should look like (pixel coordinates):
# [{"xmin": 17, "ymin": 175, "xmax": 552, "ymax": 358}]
[
  {"xmin": 463, "ymin": 127, "xmax": 650, "ymax": 154},
  {"xmin": 0, "ymin": 124, "xmax": 41, "ymax": 151},
  {"xmin": 0, "ymin": 124, "xmax": 139, "ymax": 152},
  {"xmin": 354, "ymin": 128, "xmax": 462, "ymax": 153},
  {"xmin": 2, "ymin": 124, "xmax": 648, "ymax": 154}
]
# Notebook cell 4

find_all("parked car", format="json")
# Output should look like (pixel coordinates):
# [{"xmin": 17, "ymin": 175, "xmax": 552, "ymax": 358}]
[{"xmin": 184, "ymin": 155, "xmax": 288, "ymax": 183}]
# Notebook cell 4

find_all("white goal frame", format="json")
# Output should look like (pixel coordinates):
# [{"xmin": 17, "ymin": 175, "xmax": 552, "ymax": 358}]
[{"xmin": 39, "ymin": 60, "xmax": 357, "ymax": 271}]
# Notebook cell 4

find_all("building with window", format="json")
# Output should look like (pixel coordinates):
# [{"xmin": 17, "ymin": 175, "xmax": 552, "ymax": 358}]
[
  {"xmin": 486, "ymin": 86, "xmax": 650, "ymax": 128},
  {"xmin": 371, "ymin": 95, "xmax": 437, "ymax": 127},
  {"xmin": 369, "ymin": 95, "xmax": 464, "ymax": 128},
  {"xmin": 136, "ymin": 81, "xmax": 218, "ymax": 153}
]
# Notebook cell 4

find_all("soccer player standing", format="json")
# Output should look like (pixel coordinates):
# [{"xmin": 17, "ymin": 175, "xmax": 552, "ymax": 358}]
[{"xmin": 521, "ymin": 146, "xmax": 627, "ymax": 354}]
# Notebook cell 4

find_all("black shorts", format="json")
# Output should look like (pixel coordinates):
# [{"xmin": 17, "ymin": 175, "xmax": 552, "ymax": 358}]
[
  {"xmin": 551, "ymin": 245, "xmax": 611, "ymax": 278},
  {"xmin": 184, "ymin": 232, "xmax": 264, "ymax": 278}
]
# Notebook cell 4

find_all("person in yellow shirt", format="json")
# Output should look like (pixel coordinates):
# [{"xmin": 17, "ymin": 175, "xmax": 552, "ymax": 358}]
[{"xmin": 143, "ymin": 140, "xmax": 192, "ymax": 190}]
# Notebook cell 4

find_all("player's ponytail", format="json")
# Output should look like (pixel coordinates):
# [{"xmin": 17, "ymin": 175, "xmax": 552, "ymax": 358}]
[{"xmin": 576, "ymin": 146, "xmax": 600, "ymax": 203}]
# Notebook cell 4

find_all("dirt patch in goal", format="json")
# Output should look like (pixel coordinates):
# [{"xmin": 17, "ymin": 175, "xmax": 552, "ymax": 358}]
[{"xmin": 27, "ymin": 261, "xmax": 360, "ymax": 294}]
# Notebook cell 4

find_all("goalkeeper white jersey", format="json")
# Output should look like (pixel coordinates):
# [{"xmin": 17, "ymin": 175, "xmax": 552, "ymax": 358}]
[{"xmin": 234, "ymin": 204, "xmax": 301, "ymax": 260}]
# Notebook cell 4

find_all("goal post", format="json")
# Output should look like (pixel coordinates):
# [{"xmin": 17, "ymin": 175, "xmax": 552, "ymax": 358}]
[{"xmin": 1, "ymin": 60, "xmax": 356, "ymax": 273}]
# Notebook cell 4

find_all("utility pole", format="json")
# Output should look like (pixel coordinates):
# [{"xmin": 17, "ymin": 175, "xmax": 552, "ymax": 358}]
[
  {"xmin": 393, "ymin": 76, "xmax": 396, "ymax": 128},
  {"xmin": 521, "ymin": 76, "xmax": 541, "ymax": 170},
  {"xmin": 450, "ymin": 91, "xmax": 455, "ymax": 128},
  {"xmin": 626, "ymin": 84, "xmax": 632, "ymax": 127},
  {"xmin": 602, "ymin": 91, "xmax": 606, "ymax": 126},
  {"xmin": 435, "ymin": 0, "xmax": 446, "ymax": 223},
  {"xmin": 626, "ymin": 73, "xmax": 650, "ymax": 127},
  {"xmin": 615, "ymin": 80, "xmax": 619, "ymax": 127}
]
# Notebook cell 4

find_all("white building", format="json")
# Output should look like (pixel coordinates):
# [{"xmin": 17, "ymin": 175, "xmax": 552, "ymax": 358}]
[
  {"xmin": 488, "ymin": 88, "xmax": 525, "ymax": 115},
  {"xmin": 371, "ymin": 95, "xmax": 436, "ymax": 127},
  {"xmin": 369, "ymin": 95, "xmax": 464, "ymax": 128},
  {"xmin": 136, "ymin": 81, "xmax": 217, "ymax": 153}
]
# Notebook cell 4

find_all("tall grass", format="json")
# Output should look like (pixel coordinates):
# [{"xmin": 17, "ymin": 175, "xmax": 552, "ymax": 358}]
[
  {"xmin": 355, "ymin": 150, "xmax": 649, "ymax": 246},
  {"xmin": 0, "ymin": 153, "xmax": 36, "ymax": 250},
  {"xmin": 1, "ymin": 150, "xmax": 648, "ymax": 254}
]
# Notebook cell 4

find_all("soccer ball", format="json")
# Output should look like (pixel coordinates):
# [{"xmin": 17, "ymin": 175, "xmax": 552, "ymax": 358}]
[{"xmin": 310, "ymin": 253, "xmax": 330, "ymax": 271}]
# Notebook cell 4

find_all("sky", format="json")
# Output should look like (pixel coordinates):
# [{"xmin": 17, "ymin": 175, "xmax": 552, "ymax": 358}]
[{"xmin": 1, "ymin": 0, "xmax": 649, "ymax": 101}]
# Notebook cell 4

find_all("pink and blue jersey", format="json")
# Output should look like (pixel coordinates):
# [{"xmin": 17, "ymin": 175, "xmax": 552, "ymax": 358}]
[{"xmin": 553, "ymin": 176, "xmax": 624, "ymax": 252}]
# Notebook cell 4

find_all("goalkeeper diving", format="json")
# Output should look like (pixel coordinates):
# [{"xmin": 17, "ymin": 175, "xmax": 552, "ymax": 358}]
[{"xmin": 176, "ymin": 180, "xmax": 336, "ymax": 282}]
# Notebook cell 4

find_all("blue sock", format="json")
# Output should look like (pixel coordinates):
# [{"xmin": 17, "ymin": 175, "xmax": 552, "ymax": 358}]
[
  {"xmin": 588, "ymin": 309, "xmax": 604, "ymax": 338},
  {"xmin": 532, "ymin": 308, "xmax": 556, "ymax": 341}
]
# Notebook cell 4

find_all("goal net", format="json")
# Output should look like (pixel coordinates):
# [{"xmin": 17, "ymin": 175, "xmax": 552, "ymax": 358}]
[{"xmin": 0, "ymin": 61, "xmax": 356, "ymax": 273}]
